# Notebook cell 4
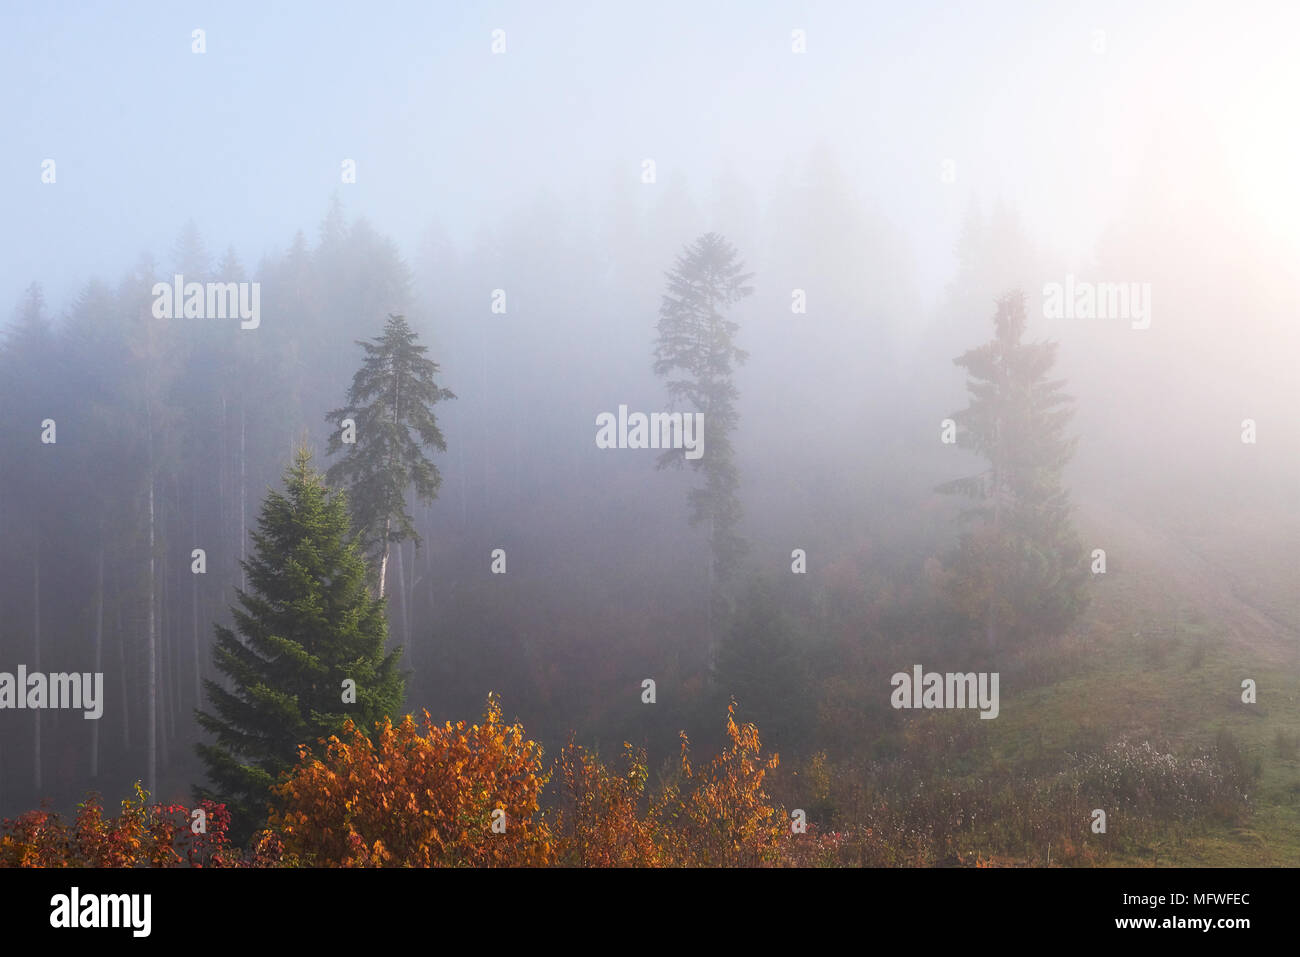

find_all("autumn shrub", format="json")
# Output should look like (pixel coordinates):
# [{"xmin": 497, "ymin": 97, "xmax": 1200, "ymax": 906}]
[
  {"xmin": 548, "ymin": 701, "xmax": 789, "ymax": 867},
  {"xmin": 268, "ymin": 694, "xmax": 553, "ymax": 866},
  {"xmin": 669, "ymin": 701, "xmax": 786, "ymax": 866},
  {"xmin": 550, "ymin": 738, "xmax": 665, "ymax": 866},
  {"xmin": 0, "ymin": 783, "xmax": 237, "ymax": 868}
]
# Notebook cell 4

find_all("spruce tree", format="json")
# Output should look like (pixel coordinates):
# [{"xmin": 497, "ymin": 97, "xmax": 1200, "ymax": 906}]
[
  {"xmin": 937, "ymin": 290, "xmax": 1089, "ymax": 647},
  {"xmin": 195, "ymin": 447, "xmax": 404, "ymax": 840},
  {"xmin": 326, "ymin": 314, "xmax": 455, "ymax": 598},
  {"xmin": 653, "ymin": 233, "xmax": 753, "ymax": 641}
]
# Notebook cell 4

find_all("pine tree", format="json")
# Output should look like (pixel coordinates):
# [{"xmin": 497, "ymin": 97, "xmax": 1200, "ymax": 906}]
[
  {"xmin": 195, "ymin": 447, "xmax": 404, "ymax": 840},
  {"xmin": 653, "ymin": 233, "xmax": 753, "ymax": 628},
  {"xmin": 937, "ymin": 290, "xmax": 1089, "ymax": 647},
  {"xmin": 326, "ymin": 314, "xmax": 455, "ymax": 599}
]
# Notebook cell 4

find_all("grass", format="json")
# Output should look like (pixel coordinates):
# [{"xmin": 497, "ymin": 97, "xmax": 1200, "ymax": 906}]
[
  {"xmin": 975, "ymin": 569, "xmax": 1300, "ymax": 866},
  {"xmin": 806, "ymin": 492, "xmax": 1300, "ymax": 866}
]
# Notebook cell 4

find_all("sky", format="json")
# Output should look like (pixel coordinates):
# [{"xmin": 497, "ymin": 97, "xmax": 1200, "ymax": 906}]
[{"xmin": 2, "ymin": 0, "xmax": 1298, "ymax": 318}]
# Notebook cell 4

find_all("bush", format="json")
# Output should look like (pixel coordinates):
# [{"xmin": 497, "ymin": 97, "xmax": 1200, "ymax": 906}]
[
  {"xmin": 1069, "ymin": 738, "xmax": 1250, "ymax": 826},
  {"xmin": 268, "ymin": 694, "xmax": 553, "ymax": 867},
  {"xmin": 0, "ymin": 783, "xmax": 238, "ymax": 868}
]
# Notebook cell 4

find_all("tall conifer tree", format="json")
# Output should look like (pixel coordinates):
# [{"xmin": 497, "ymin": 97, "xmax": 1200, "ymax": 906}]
[
  {"xmin": 195, "ymin": 447, "xmax": 404, "ymax": 839},
  {"xmin": 653, "ymin": 233, "xmax": 753, "ymax": 653},
  {"xmin": 326, "ymin": 314, "xmax": 455, "ymax": 599},
  {"xmin": 937, "ymin": 290, "xmax": 1089, "ymax": 647}
]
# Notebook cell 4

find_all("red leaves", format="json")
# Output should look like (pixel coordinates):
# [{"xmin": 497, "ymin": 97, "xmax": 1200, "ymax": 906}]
[{"xmin": 0, "ymin": 785, "xmax": 242, "ymax": 868}]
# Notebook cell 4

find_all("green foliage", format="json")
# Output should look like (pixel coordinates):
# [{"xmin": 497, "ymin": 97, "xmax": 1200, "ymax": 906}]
[
  {"xmin": 938, "ymin": 290, "xmax": 1089, "ymax": 645},
  {"xmin": 195, "ymin": 447, "xmax": 405, "ymax": 841},
  {"xmin": 653, "ymin": 233, "xmax": 753, "ymax": 586},
  {"xmin": 325, "ymin": 313, "xmax": 455, "ymax": 592}
]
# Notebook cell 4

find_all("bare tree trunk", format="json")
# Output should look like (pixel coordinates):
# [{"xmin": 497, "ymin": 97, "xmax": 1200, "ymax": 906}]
[
  {"xmin": 240, "ymin": 405, "xmax": 247, "ymax": 591},
  {"xmin": 117, "ymin": 601, "xmax": 129, "ymax": 751},
  {"xmin": 394, "ymin": 539, "xmax": 411, "ymax": 667},
  {"xmin": 513, "ymin": 382, "xmax": 521, "ymax": 504},
  {"xmin": 191, "ymin": 474, "xmax": 201, "ymax": 708},
  {"xmin": 378, "ymin": 517, "xmax": 392, "ymax": 600},
  {"xmin": 92, "ymin": 534, "xmax": 104, "ymax": 778},
  {"xmin": 147, "ymin": 453, "xmax": 158, "ymax": 798},
  {"xmin": 987, "ymin": 420, "xmax": 1001, "ymax": 651},
  {"xmin": 32, "ymin": 534, "xmax": 41, "ymax": 796},
  {"xmin": 458, "ymin": 435, "xmax": 467, "ymax": 527},
  {"xmin": 160, "ymin": 522, "xmax": 172, "ymax": 767},
  {"xmin": 403, "ymin": 540, "xmax": 413, "ymax": 642},
  {"xmin": 220, "ymin": 394, "xmax": 227, "ymax": 555},
  {"xmin": 706, "ymin": 513, "xmax": 716, "ymax": 675}
]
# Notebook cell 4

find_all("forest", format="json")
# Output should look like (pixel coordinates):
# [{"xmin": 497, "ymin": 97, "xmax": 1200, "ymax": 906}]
[{"xmin": 1, "ymin": 2, "xmax": 1297, "ymax": 869}]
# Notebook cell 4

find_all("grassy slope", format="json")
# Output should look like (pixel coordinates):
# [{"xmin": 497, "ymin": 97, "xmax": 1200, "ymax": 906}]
[{"xmin": 981, "ymin": 495, "xmax": 1300, "ymax": 866}]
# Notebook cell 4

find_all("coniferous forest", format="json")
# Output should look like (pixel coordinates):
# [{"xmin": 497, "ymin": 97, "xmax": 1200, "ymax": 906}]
[{"xmin": 1, "ymin": 4, "xmax": 1298, "ymax": 909}]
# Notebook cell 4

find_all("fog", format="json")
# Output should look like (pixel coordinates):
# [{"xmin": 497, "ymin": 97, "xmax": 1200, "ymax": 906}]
[{"xmin": 0, "ymin": 2, "xmax": 1296, "ymax": 867}]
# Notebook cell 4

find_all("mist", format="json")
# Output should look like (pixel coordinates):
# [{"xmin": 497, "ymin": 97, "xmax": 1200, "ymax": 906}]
[{"xmin": 1, "ymin": 1, "xmax": 1296, "ymax": 872}]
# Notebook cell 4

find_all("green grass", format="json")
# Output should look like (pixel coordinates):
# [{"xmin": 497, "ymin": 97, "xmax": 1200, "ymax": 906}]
[{"xmin": 977, "ymin": 576, "xmax": 1300, "ymax": 866}]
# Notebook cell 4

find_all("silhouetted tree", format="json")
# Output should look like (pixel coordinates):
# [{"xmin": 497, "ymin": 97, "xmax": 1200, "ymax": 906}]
[
  {"xmin": 653, "ymin": 233, "xmax": 753, "ymax": 648},
  {"xmin": 326, "ymin": 314, "xmax": 455, "ymax": 599},
  {"xmin": 937, "ymin": 290, "xmax": 1089, "ymax": 647}
]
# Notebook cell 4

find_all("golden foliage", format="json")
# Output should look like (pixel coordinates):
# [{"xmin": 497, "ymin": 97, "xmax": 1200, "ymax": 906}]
[
  {"xmin": 0, "ymin": 783, "xmax": 236, "ymax": 868},
  {"xmin": 268, "ymin": 693, "xmax": 553, "ymax": 866}
]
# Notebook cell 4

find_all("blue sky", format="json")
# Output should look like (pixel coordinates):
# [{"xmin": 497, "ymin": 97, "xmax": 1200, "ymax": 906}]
[{"xmin": 2, "ymin": 0, "xmax": 1293, "ymax": 318}]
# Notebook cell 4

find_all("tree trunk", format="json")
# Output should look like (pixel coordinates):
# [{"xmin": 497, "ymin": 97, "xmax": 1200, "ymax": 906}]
[
  {"xmin": 117, "ymin": 601, "xmax": 130, "ymax": 751},
  {"xmin": 220, "ymin": 394, "xmax": 227, "ymax": 558},
  {"xmin": 240, "ymin": 405, "xmax": 247, "ymax": 591},
  {"xmin": 378, "ymin": 516, "xmax": 392, "ymax": 599},
  {"xmin": 160, "ymin": 517, "xmax": 172, "ymax": 767},
  {"xmin": 458, "ymin": 435, "xmax": 467, "ymax": 527},
  {"xmin": 394, "ymin": 539, "xmax": 411, "ymax": 666},
  {"xmin": 192, "ymin": 475, "xmax": 201, "ymax": 709},
  {"xmin": 32, "ymin": 534, "xmax": 41, "ymax": 796},
  {"xmin": 92, "ymin": 535, "xmax": 104, "ymax": 778},
  {"xmin": 147, "ymin": 450, "xmax": 158, "ymax": 799},
  {"xmin": 987, "ymin": 419, "xmax": 1001, "ymax": 651},
  {"xmin": 706, "ymin": 513, "xmax": 716, "ymax": 675}
]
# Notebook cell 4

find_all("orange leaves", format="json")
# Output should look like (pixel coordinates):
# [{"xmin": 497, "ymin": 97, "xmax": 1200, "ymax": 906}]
[
  {"xmin": 671, "ymin": 699, "xmax": 786, "ymax": 867},
  {"xmin": 0, "ymin": 784, "xmax": 240, "ymax": 868},
  {"xmin": 5, "ymin": 699, "xmax": 798, "ymax": 868},
  {"xmin": 550, "ymin": 737, "xmax": 665, "ymax": 866},
  {"xmin": 548, "ymin": 701, "xmax": 787, "ymax": 867},
  {"xmin": 268, "ymin": 697, "xmax": 553, "ymax": 867},
  {"xmin": 268, "ymin": 695, "xmax": 788, "ymax": 867}
]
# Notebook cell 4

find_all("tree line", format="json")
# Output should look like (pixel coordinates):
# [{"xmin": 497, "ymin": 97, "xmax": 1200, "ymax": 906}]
[{"xmin": 0, "ymin": 185, "xmax": 1087, "ymax": 830}]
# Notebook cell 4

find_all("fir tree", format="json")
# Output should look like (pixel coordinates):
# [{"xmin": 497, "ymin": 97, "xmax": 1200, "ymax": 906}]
[
  {"xmin": 653, "ymin": 233, "xmax": 753, "ymax": 646},
  {"xmin": 326, "ymin": 314, "xmax": 455, "ymax": 598},
  {"xmin": 195, "ymin": 447, "xmax": 404, "ymax": 840},
  {"xmin": 937, "ymin": 290, "xmax": 1089, "ymax": 647}
]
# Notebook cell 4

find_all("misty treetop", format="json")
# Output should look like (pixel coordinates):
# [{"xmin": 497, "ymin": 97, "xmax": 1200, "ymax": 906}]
[
  {"xmin": 326, "ymin": 313, "xmax": 456, "ymax": 599},
  {"xmin": 937, "ymin": 290, "xmax": 1089, "ymax": 646},
  {"xmin": 654, "ymin": 233, "xmax": 753, "ymax": 605}
]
